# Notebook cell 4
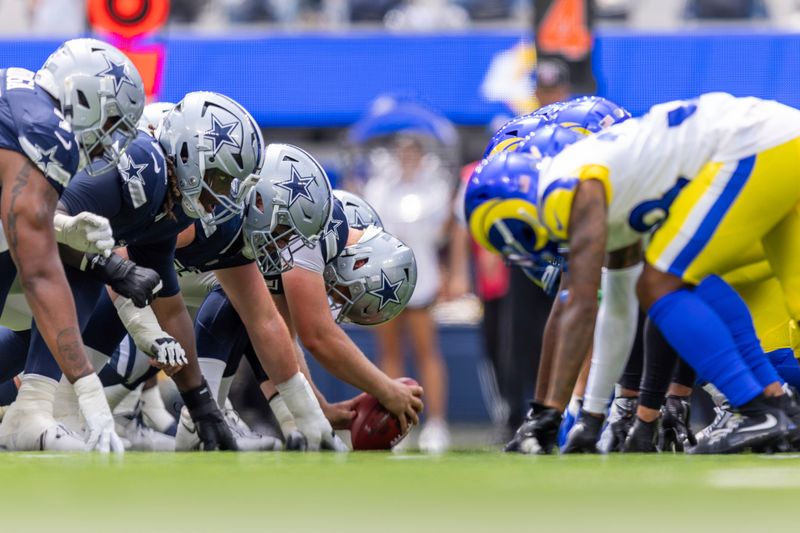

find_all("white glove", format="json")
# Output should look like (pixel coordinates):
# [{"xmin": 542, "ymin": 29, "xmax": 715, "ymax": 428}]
[
  {"xmin": 53, "ymin": 212, "xmax": 114, "ymax": 257},
  {"xmin": 275, "ymin": 373, "xmax": 338, "ymax": 451},
  {"xmin": 73, "ymin": 374, "xmax": 124, "ymax": 453},
  {"xmin": 113, "ymin": 297, "xmax": 188, "ymax": 368}
]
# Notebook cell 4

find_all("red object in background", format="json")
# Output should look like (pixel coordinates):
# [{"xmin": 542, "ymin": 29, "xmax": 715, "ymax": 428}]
[
  {"xmin": 88, "ymin": 0, "xmax": 170, "ymax": 39},
  {"xmin": 461, "ymin": 161, "xmax": 510, "ymax": 302},
  {"xmin": 350, "ymin": 378, "xmax": 419, "ymax": 451}
]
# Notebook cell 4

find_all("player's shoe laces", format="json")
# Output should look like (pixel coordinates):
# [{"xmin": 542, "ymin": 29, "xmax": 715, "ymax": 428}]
[
  {"xmin": 114, "ymin": 403, "xmax": 175, "ymax": 452},
  {"xmin": 622, "ymin": 417, "xmax": 658, "ymax": 453},
  {"xmin": 561, "ymin": 409, "xmax": 603, "ymax": 454},
  {"xmin": 504, "ymin": 402, "xmax": 562, "ymax": 454},
  {"xmin": 688, "ymin": 395, "xmax": 791, "ymax": 454},
  {"xmin": 418, "ymin": 418, "xmax": 451, "ymax": 454},
  {"xmin": 658, "ymin": 395, "xmax": 696, "ymax": 452},
  {"xmin": 695, "ymin": 401, "xmax": 735, "ymax": 443},
  {"xmin": 597, "ymin": 396, "xmax": 637, "ymax": 453},
  {"xmin": 222, "ymin": 406, "xmax": 282, "ymax": 452}
]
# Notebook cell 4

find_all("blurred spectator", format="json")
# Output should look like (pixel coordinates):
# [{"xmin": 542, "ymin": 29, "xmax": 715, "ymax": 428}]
[
  {"xmin": 384, "ymin": 0, "xmax": 470, "ymax": 30},
  {"xmin": 171, "ymin": 0, "xmax": 212, "ymax": 23},
  {"xmin": 363, "ymin": 133, "xmax": 453, "ymax": 453},
  {"xmin": 534, "ymin": 58, "xmax": 571, "ymax": 109}
]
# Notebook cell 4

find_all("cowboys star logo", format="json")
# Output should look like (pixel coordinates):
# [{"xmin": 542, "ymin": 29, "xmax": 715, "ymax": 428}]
[
  {"xmin": 97, "ymin": 57, "xmax": 136, "ymax": 95},
  {"xmin": 118, "ymin": 153, "xmax": 149, "ymax": 208},
  {"xmin": 368, "ymin": 270, "xmax": 403, "ymax": 311},
  {"xmin": 275, "ymin": 165, "xmax": 316, "ymax": 206},
  {"xmin": 203, "ymin": 114, "xmax": 241, "ymax": 156}
]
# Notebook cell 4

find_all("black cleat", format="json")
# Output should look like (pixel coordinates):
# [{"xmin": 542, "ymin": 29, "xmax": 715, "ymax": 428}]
[
  {"xmin": 181, "ymin": 379, "xmax": 239, "ymax": 451},
  {"xmin": 658, "ymin": 395, "xmax": 696, "ymax": 452},
  {"xmin": 597, "ymin": 396, "xmax": 637, "ymax": 453},
  {"xmin": 688, "ymin": 395, "xmax": 790, "ymax": 455},
  {"xmin": 504, "ymin": 402, "xmax": 562, "ymax": 455},
  {"xmin": 622, "ymin": 417, "xmax": 658, "ymax": 453},
  {"xmin": 562, "ymin": 410, "xmax": 604, "ymax": 454}
]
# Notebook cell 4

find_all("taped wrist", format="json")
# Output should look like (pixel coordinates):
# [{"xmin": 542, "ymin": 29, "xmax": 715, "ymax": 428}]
[
  {"xmin": 269, "ymin": 393, "xmax": 299, "ymax": 436},
  {"xmin": 275, "ymin": 373, "xmax": 321, "ymax": 420},
  {"xmin": 180, "ymin": 379, "xmax": 218, "ymax": 420},
  {"xmin": 113, "ymin": 297, "xmax": 163, "ymax": 353}
]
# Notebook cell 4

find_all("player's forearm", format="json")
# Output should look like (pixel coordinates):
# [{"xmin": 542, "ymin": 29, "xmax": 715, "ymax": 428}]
[
  {"xmin": 535, "ymin": 283, "xmax": 564, "ymax": 402},
  {"xmin": 304, "ymin": 328, "xmax": 392, "ymax": 400},
  {"xmin": 248, "ymin": 317, "xmax": 300, "ymax": 385}
]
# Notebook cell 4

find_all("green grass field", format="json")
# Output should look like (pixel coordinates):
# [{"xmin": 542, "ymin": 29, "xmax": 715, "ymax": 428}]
[{"xmin": 2, "ymin": 451, "xmax": 800, "ymax": 532}]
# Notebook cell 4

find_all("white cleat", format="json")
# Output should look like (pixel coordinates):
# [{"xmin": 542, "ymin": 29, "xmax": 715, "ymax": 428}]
[
  {"xmin": 0, "ymin": 375, "xmax": 86, "ymax": 452},
  {"xmin": 175, "ymin": 407, "xmax": 201, "ymax": 451},
  {"xmin": 418, "ymin": 418, "xmax": 451, "ymax": 454},
  {"xmin": 140, "ymin": 385, "xmax": 177, "ymax": 434},
  {"xmin": 695, "ymin": 401, "xmax": 736, "ymax": 443},
  {"xmin": 115, "ymin": 408, "xmax": 175, "ymax": 452},
  {"xmin": 223, "ymin": 406, "xmax": 281, "ymax": 452}
]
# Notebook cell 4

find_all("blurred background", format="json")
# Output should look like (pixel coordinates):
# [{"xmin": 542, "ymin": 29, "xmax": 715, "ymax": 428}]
[{"xmin": 8, "ymin": 0, "xmax": 800, "ymax": 444}]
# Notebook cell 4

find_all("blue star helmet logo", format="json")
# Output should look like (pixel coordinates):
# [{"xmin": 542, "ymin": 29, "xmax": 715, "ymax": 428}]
[
  {"xmin": 368, "ymin": 270, "xmax": 403, "ymax": 311},
  {"xmin": 275, "ymin": 165, "xmax": 316, "ymax": 206},
  {"xmin": 203, "ymin": 114, "xmax": 241, "ymax": 156},
  {"xmin": 97, "ymin": 57, "xmax": 136, "ymax": 95},
  {"xmin": 324, "ymin": 216, "xmax": 343, "ymax": 240}
]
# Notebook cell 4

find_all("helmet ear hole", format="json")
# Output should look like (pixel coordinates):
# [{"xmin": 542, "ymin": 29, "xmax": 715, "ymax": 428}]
[
  {"xmin": 180, "ymin": 142, "xmax": 189, "ymax": 164},
  {"xmin": 76, "ymin": 90, "xmax": 90, "ymax": 108},
  {"xmin": 354, "ymin": 258, "xmax": 368, "ymax": 270}
]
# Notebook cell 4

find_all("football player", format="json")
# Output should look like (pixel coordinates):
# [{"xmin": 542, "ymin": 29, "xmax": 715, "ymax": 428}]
[
  {"xmin": 0, "ymin": 39, "xmax": 145, "ymax": 452},
  {"xmin": 481, "ymin": 93, "xmax": 800, "ymax": 454}
]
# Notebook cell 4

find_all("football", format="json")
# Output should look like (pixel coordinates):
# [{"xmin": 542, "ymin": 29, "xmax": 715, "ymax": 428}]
[{"xmin": 350, "ymin": 377, "xmax": 419, "ymax": 450}]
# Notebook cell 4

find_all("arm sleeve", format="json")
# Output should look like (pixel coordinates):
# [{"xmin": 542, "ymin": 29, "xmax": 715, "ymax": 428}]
[
  {"xmin": 291, "ymin": 244, "xmax": 325, "ymax": 274},
  {"xmin": 127, "ymin": 236, "xmax": 180, "ymax": 298},
  {"xmin": 59, "ymin": 165, "xmax": 123, "ymax": 219}
]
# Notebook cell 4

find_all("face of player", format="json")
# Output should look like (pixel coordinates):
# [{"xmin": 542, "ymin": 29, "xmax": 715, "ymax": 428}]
[{"xmin": 199, "ymin": 168, "xmax": 236, "ymax": 214}]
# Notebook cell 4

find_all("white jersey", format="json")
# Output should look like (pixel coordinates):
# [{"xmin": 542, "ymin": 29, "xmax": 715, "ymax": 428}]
[{"xmin": 538, "ymin": 92, "xmax": 800, "ymax": 251}]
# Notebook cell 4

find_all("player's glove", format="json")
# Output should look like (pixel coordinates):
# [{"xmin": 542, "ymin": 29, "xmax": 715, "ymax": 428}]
[
  {"xmin": 53, "ymin": 212, "xmax": 115, "ymax": 257},
  {"xmin": 181, "ymin": 379, "xmax": 238, "ymax": 451},
  {"xmin": 275, "ymin": 373, "xmax": 341, "ymax": 451},
  {"xmin": 113, "ymin": 297, "xmax": 187, "ymax": 369},
  {"xmin": 73, "ymin": 373, "xmax": 125, "ymax": 454},
  {"xmin": 83, "ymin": 253, "xmax": 162, "ymax": 308}
]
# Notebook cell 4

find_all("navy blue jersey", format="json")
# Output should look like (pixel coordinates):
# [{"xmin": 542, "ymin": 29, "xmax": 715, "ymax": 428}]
[
  {"xmin": 60, "ymin": 130, "xmax": 192, "ymax": 297},
  {"xmin": 174, "ymin": 214, "xmax": 251, "ymax": 274},
  {"xmin": 0, "ymin": 68, "xmax": 79, "ymax": 194}
]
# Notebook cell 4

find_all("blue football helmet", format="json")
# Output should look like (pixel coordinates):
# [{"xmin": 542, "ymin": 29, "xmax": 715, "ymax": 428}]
[
  {"xmin": 517, "ymin": 124, "xmax": 584, "ymax": 159},
  {"xmin": 551, "ymin": 96, "xmax": 630, "ymax": 135},
  {"xmin": 464, "ymin": 151, "xmax": 563, "ymax": 294},
  {"xmin": 483, "ymin": 111, "xmax": 551, "ymax": 160}
]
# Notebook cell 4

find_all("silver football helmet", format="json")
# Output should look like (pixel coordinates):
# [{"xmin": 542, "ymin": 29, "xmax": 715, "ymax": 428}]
[
  {"xmin": 156, "ymin": 91, "xmax": 264, "ymax": 226},
  {"xmin": 138, "ymin": 101, "xmax": 173, "ymax": 132},
  {"xmin": 333, "ymin": 189, "xmax": 383, "ymax": 229},
  {"xmin": 36, "ymin": 38, "xmax": 145, "ymax": 175},
  {"xmin": 324, "ymin": 228, "xmax": 417, "ymax": 326},
  {"xmin": 243, "ymin": 143, "xmax": 333, "ymax": 276}
]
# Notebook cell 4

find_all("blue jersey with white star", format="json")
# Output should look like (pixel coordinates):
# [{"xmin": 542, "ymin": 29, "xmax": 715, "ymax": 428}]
[
  {"xmin": 60, "ymin": 130, "xmax": 193, "ymax": 297},
  {"xmin": 0, "ymin": 68, "xmax": 79, "ymax": 194},
  {"xmin": 174, "ymin": 214, "xmax": 251, "ymax": 274}
]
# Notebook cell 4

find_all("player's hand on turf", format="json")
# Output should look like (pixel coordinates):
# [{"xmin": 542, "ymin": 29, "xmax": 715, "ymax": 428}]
[
  {"xmin": 73, "ymin": 374, "xmax": 125, "ymax": 454},
  {"xmin": 147, "ymin": 336, "xmax": 187, "ymax": 370},
  {"xmin": 54, "ymin": 212, "xmax": 115, "ymax": 257},
  {"xmin": 379, "ymin": 379, "xmax": 424, "ymax": 435},
  {"xmin": 322, "ymin": 398, "xmax": 358, "ymax": 430},
  {"xmin": 87, "ymin": 253, "xmax": 163, "ymax": 307}
]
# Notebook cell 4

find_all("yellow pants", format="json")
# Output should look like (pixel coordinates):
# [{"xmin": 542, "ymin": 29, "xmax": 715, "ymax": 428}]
[{"xmin": 647, "ymin": 137, "xmax": 800, "ymax": 323}]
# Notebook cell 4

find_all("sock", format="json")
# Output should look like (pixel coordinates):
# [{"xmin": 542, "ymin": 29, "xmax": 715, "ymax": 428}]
[
  {"xmin": 198, "ymin": 357, "xmax": 226, "ymax": 404},
  {"xmin": 268, "ymin": 393, "xmax": 298, "ymax": 437},
  {"xmin": 583, "ymin": 265, "xmax": 643, "ymax": 414},
  {"xmin": 649, "ymin": 288, "xmax": 761, "ymax": 407},
  {"xmin": 695, "ymin": 275, "xmax": 782, "ymax": 387},
  {"xmin": 768, "ymin": 348, "xmax": 800, "ymax": 389},
  {"xmin": 218, "ymin": 376, "xmax": 234, "ymax": 409},
  {"xmin": 113, "ymin": 384, "xmax": 144, "ymax": 415},
  {"xmin": 104, "ymin": 383, "xmax": 135, "ymax": 411},
  {"xmin": 15, "ymin": 374, "xmax": 57, "ymax": 413},
  {"xmin": 639, "ymin": 319, "xmax": 679, "ymax": 410},
  {"xmin": 702, "ymin": 382, "xmax": 728, "ymax": 407}
]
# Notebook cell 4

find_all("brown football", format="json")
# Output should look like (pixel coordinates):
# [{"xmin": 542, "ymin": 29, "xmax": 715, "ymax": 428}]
[{"xmin": 350, "ymin": 377, "xmax": 419, "ymax": 451}]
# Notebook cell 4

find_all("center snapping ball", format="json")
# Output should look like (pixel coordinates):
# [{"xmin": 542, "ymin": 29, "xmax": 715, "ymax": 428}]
[{"xmin": 350, "ymin": 377, "xmax": 418, "ymax": 450}]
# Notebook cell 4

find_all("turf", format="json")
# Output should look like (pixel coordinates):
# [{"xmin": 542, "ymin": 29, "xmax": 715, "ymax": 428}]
[{"xmin": 2, "ymin": 451, "xmax": 798, "ymax": 532}]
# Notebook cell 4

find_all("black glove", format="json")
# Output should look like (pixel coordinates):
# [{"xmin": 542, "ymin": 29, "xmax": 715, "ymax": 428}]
[
  {"xmin": 181, "ymin": 380, "xmax": 238, "ymax": 451},
  {"xmin": 561, "ymin": 409, "xmax": 604, "ymax": 454},
  {"xmin": 504, "ymin": 402, "xmax": 562, "ymax": 454},
  {"xmin": 83, "ymin": 253, "xmax": 162, "ymax": 308}
]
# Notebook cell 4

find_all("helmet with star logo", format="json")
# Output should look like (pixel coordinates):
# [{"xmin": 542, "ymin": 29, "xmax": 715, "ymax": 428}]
[
  {"xmin": 137, "ymin": 101, "xmax": 173, "ymax": 132},
  {"xmin": 242, "ymin": 143, "xmax": 333, "ymax": 276},
  {"xmin": 333, "ymin": 189, "xmax": 383, "ymax": 230},
  {"xmin": 156, "ymin": 91, "xmax": 264, "ymax": 226},
  {"xmin": 324, "ymin": 227, "xmax": 416, "ymax": 326},
  {"xmin": 35, "ymin": 38, "xmax": 145, "ymax": 176}
]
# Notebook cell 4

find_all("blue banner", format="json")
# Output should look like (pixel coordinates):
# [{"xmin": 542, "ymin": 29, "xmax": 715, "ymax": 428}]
[{"xmin": 4, "ymin": 28, "xmax": 800, "ymax": 127}]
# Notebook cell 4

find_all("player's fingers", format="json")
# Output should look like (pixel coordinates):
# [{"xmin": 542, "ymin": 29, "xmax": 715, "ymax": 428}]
[
  {"xmin": 97, "ymin": 431, "xmax": 110, "ymax": 453},
  {"xmin": 397, "ymin": 412, "xmax": 409, "ymax": 435},
  {"xmin": 407, "ymin": 406, "xmax": 420, "ymax": 427},
  {"xmin": 411, "ymin": 395, "xmax": 424, "ymax": 413},
  {"xmin": 410, "ymin": 385, "xmax": 424, "ymax": 397},
  {"xmin": 110, "ymin": 433, "xmax": 125, "ymax": 454}
]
